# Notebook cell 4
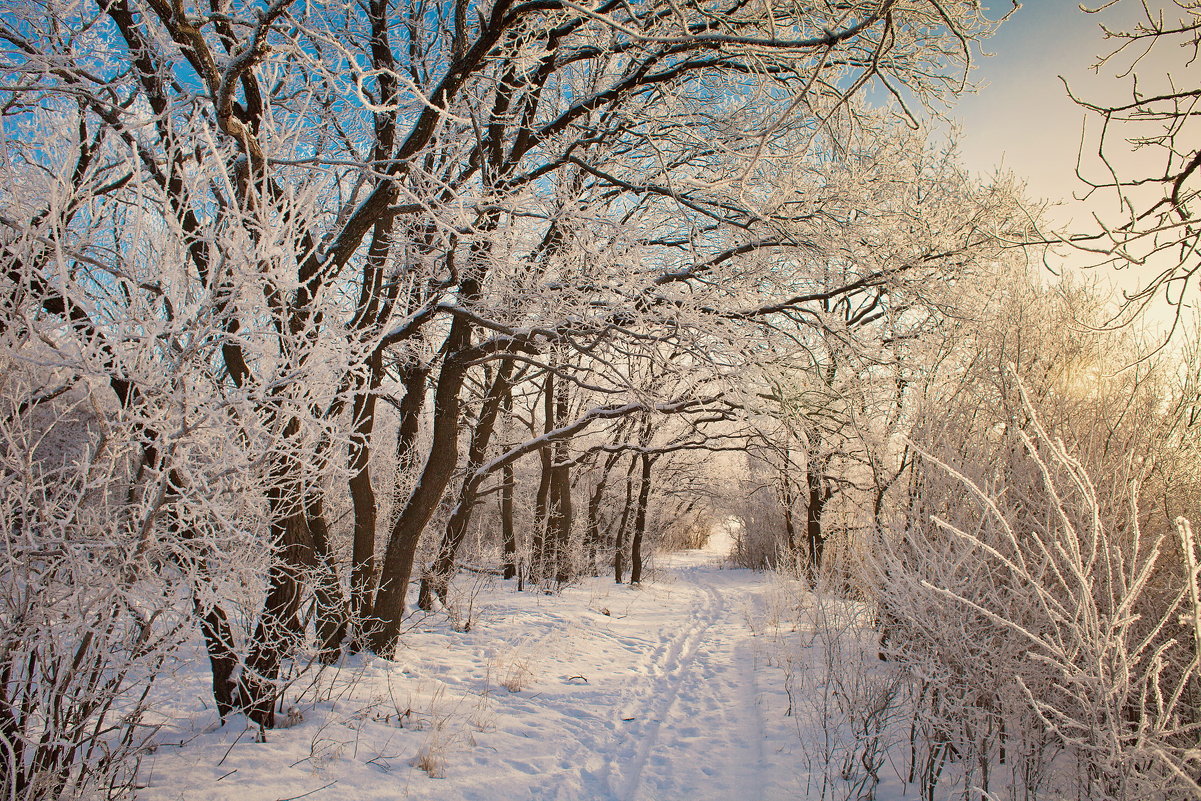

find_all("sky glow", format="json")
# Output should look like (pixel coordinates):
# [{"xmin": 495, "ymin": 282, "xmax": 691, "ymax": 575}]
[{"xmin": 954, "ymin": 1, "xmax": 1193, "ymax": 330}]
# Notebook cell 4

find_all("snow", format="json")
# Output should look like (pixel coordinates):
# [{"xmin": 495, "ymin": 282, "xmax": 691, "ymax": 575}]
[{"xmin": 136, "ymin": 537, "xmax": 883, "ymax": 801}]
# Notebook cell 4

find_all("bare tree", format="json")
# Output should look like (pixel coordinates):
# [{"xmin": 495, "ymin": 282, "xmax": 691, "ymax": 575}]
[{"xmin": 1065, "ymin": 1, "xmax": 1200, "ymax": 335}]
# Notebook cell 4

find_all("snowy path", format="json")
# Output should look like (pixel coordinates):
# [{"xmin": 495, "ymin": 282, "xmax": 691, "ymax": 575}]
[
  {"xmin": 604, "ymin": 566, "xmax": 772, "ymax": 801},
  {"xmin": 529, "ymin": 551, "xmax": 792, "ymax": 801},
  {"xmin": 139, "ymin": 543, "xmax": 803, "ymax": 801}
]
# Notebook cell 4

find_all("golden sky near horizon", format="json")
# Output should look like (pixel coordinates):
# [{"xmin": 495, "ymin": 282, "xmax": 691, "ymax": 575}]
[{"xmin": 951, "ymin": 1, "xmax": 1196, "ymax": 336}]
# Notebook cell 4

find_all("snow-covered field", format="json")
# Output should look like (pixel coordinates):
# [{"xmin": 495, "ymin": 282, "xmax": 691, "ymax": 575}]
[{"xmin": 137, "ymin": 534, "xmax": 899, "ymax": 801}]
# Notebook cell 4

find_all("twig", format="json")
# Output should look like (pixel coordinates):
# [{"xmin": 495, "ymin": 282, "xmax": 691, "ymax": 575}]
[{"xmin": 275, "ymin": 780, "xmax": 337, "ymax": 801}]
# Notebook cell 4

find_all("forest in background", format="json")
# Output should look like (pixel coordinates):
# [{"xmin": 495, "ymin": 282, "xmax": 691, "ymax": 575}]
[{"xmin": 1, "ymin": 0, "xmax": 1199, "ymax": 798}]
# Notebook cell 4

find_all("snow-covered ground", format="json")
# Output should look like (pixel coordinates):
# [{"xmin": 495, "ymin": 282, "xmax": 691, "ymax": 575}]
[{"xmin": 137, "ymin": 533, "xmax": 893, "ymax": 801}]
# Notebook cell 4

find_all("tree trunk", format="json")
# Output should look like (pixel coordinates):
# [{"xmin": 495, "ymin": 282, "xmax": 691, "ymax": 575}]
[
  {"xmin": 529, "ymin": 372, "xmax": 554, "ymax": 584},
  {"xmin": 531, "ymin": 450, "xmax": 552, "ymax": 583},
  {"xmin": 239, "ymin": 484, "xmax": 313, "ymax": 728},
  {"xmin": 306, "ymin": 491, "xmax": 346, "ymax": 663},
  {"xmin": 192, "ymin": 593, "xmax": 238, "ymax": 721},
  {"xmin": 584, "ymin": 488, "xmax": 604, "ymax": 576},
  {"xmin": 501, "ymin": 458, "xmax": 517, "ymax": 579},
  {"xmin": 343, "ymin": 179, "xmax": 409, "ymax": 645},
  {"xmin": 498, "ymin": 381, "xmax": 518, "ymax": 579},
  {"xmin": 548, "ymin": 444, "xmax": 573, "ymax": 586},
  {"xmin": 163, "ymin": 465, "xmax": 240, "ymax": 722},
  {"xmin": 345, "ymin": 360, "xmax": 428, "ymax": 650},
  {"xmin": 585, "ymin": 450, "xmax": 623, "ymax": 576},
  {"xmin": 613, "ymin": 453, "xmax": 639, "ymax": 584},
  {"xmin": 502, "ymin": 461, "xmax": 516, "ymax": 578},
  {"xmin": 347, "ymin": 348, "xmax": 383, "ymax": 643},
  {"xmin": 368, "ymin": 327, "xmax": 471, "ymax": 657},
  {"xmin": 629, "ymin": 451, "xmax": 653, "ymax": 585},
  {"xmin": 805, "ymin": 464, "xmax": 832, "ymax": 581},
  {"xmin": 547, "ymin": 376, "xmax": 573, "ymax": 586},
  {"xmin": 419, "ymin": 357, "xmax": 514, "ymax": 609},
  {"xmin": 781, "ymin": 477, "xmax": 797, "ymax": 554}
]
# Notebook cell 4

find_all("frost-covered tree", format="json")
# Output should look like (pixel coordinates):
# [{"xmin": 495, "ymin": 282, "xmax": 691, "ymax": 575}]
[
  {"xmin": 868, "ymin": 275, "xmax": 1201, "ymax": 800},
  {"xmin": 731, "ymin": 127, "xmax": 1027, "ymax": 578},
  {"xmin": 0, "ymin": 0, "xmax": 1023, "ymax": 737}
]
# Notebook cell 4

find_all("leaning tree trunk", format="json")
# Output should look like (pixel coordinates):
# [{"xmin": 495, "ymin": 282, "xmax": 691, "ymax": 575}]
[
  {"xmin": 142, "ymin": 424, "xmax": 241, "ymax": 720},
  {"xmin": 418, "ymin": 357, "xmax": 514, "ymax": 609},
  {"xmin": 368, "ymin": 325, "xmax": 472, "ymax": 657},
  {"xmin": 157, "ymin": 461, "xmax": 241, "ymax": 720},
  {"xmin": 192, "ymin": 593, "xmax": 238, "ymax": 720}
]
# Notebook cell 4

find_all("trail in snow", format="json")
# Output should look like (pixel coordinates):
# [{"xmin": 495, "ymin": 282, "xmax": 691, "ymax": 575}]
[
  {"xmin": 138, "ymin": 539, "xmax": 806, "ymax": 801},
  {"xmin": 608, "ymin": 566, "xmax": 765, "ymax": 801},
  {"xmin": 531, "ymin": 548, "xmax": 786, "ymax": 801}
]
